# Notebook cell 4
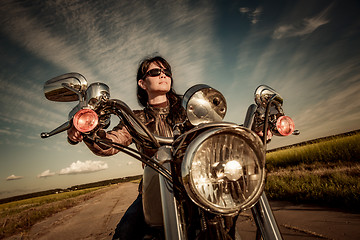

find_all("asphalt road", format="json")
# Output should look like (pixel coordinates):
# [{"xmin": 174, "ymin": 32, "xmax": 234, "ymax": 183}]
[{"xmin": 8, "ymin": 182, "xmax": 360, "ymax": 240}]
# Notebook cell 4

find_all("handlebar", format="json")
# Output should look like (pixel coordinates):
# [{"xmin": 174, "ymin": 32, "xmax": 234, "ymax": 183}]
[
  {"xmin": 108, "ymin": 99, "xmax": 174, "ymax": 147},
  {"xmin": 40, "ymin": 99, "xmax": 174, "ymax": 148}
]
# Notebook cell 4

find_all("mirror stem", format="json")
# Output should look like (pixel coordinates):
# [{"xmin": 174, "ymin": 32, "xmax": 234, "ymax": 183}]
[{"xmin": 62, "ymin": 83, "xmax": 85, "ymax": 103}]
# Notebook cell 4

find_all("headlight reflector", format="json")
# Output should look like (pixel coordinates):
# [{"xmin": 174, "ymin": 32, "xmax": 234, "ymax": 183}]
[{"xmin": 181, "ymin": 127, "xmax": 265, "ymax": 214}]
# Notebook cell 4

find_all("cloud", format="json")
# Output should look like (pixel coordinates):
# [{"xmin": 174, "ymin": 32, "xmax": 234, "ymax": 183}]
[
  {"xmin": 234, "ymin": 2, "xmax": 360, "ymax": 149},
  {"xmin": 0, "ymin": 0, "xmax": 220, "ymax": 113},
  {"xmin": 37, "ymin": 169, "xmax": 56, "ymax": 178},
  {"xmin": 273, "ymin": 5, "xmax": 331, "ymax": 39},
  {"xmin": 239, "ymin": 7, "xmax": 250, "ymax": 13},
  {"xmin": 239, "ymin": 6, "xmax": 263, "ymax": 24},
  {"xmin": 293, "ymin": 80, "xmax": 360, "ymax": 135},
  {"xmin": 6, "ymin": 174, "xmax": 23, "ymax": 181},
  {"xmin": 59, "ymin": 160, "xmax": 108, "ymax": 175},
  {"xmin": 0, "ymin": 77, "xmax": 70, "ymax": 130},
  {"xmin": 251, "ymin": 7, "xmax": 263, "ymax": 24},
  {"xmin": 0, "ymin": 128, "xmax": 21, "ymax": 137}
]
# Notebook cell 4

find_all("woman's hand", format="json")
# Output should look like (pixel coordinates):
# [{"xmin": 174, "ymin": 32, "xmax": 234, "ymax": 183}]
[
  {"xmin": 256, "ymin": 129, "xmax": 273, "ymax": 141},
  {"xmin": 67, "ymin": 125, "xmax": 83, "ymax": 144}
]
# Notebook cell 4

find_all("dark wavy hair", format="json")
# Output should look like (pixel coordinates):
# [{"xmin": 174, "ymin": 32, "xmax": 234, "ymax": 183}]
[{"xmin": 136, "ymin": 56, "xmax": 185, "ymax": 125}]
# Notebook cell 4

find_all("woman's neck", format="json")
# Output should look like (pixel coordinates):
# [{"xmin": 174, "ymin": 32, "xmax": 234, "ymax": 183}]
[
  {"xmin": 150, "ymin": 100, "xmax": 169, "ymax": 108},
  {"xmin": 147, "ymin": 94, "xmax": 168, "ymax": 106}
]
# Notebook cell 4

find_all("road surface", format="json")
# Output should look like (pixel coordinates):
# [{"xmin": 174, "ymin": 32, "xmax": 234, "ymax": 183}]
[{"xmin": 7, "ymin": 182, "xmax": 360, "ymax": 240}]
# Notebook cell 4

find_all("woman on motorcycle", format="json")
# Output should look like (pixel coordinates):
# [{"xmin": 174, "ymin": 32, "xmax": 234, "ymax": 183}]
[{"xmin": 67, "ymin": 55, "xmax": 186, "ymax": 239}]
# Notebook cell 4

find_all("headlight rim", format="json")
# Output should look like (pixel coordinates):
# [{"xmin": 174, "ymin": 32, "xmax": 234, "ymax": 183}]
[{"xmin": 181, "ymin": 126, "xmax": 266, "ymax": 215}]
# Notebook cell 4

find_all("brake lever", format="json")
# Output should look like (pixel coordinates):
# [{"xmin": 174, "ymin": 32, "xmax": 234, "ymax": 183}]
[{"xmin": 40, "ymin": 121, "xmax": 71, "ymax": 138}]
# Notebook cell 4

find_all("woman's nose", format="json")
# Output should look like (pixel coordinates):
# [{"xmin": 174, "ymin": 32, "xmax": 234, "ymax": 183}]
[{"xmin": 159, "ymin": 70, "xmax": 167, "ymax": 78}]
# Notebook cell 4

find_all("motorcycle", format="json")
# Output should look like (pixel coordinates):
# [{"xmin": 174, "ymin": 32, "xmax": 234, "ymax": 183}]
[{"xmin": 41, "ymin": 73, "xmax": 299, "ymax": 240}]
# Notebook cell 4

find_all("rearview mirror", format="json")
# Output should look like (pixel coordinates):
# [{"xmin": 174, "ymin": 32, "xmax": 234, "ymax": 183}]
[
  {"xmin": 254, "ymin": 85, "xmax": 283, "ymax": 107},
  {"xmin": 44, "ymin": 73, "xmax": 88, "ymax": 102}
]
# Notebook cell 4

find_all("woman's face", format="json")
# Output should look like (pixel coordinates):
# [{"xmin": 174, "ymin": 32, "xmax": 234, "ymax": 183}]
[{"xmin": 138, "ymin": 62, "xmax": 172, "ymax": 97}]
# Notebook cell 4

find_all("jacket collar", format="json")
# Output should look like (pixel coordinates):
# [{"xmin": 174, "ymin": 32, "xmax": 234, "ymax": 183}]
[{"xmin": 144, "ymin": 103, "xmax": 170, "ymax": 123}]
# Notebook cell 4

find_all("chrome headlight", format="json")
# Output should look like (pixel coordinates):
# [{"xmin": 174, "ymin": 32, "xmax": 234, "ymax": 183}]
[
  {"xmin": 182, "ymin": 85, "xmax": 227, "ymax": 126},
  {"xmin": 181, "ymin": 126, "xmax": 265, "ymax": 214}
]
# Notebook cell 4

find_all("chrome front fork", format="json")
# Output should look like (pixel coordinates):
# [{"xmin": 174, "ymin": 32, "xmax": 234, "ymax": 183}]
[
  {"xmin": 252, "ymin": 193, "xmax": 283, "ymax": 240},
  {"xmin": 156, "ymin": 146, "xmax": 186, "ymax": 240}
]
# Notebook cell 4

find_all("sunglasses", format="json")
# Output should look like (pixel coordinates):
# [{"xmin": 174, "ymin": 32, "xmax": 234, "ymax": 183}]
[{"xmin": 143, "ymin": 68, "xmax": 172, "ymax": 78}]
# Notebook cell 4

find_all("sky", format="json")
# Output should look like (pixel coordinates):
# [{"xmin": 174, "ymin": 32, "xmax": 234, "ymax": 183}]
[{"xmin": 1, "ymin": 0, "xmax": 359, "ymax": 199}]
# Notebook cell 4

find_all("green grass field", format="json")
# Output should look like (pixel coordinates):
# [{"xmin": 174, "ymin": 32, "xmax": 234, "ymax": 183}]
[
  {"xmin": 265, "ymin": 132, "xmax": 360, "ymax": 212},
  {"xmin": 0, "ymin": 186, "xmax": 107, "ymax": 238}
]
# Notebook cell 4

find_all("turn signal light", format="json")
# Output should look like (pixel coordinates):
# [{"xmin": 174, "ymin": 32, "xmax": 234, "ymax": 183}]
[
  {"xmin": 276, "ymin": 116, "xmax": 295, "ymax": 136},
  {"xmin": 73, "ymin": 109, "xmax": 98, "ymax": 133}
]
